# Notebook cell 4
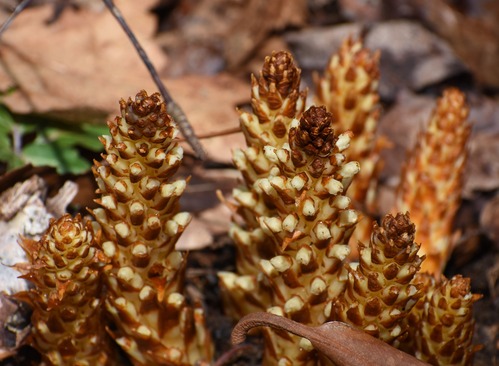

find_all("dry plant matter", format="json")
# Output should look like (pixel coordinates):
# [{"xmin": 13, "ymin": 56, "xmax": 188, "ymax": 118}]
[{"xmin": 0, "ymin": 0, "xmax": 206, "ymax": 159}]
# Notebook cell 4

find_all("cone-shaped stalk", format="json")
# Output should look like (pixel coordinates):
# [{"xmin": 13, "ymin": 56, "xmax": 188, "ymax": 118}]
[
  {"xmin": 91, "ymin": 90, "xmax": 213, "ymax": 365},
  {"xmin": 18, "ymin": 214, "xmax": 114, "ymax": 366},
  {"xmin": 394, "ymin": 88, "xmax": 471, "ymax": 276},
  {"xmin": 333, "ymin": 213, "xmax": 424, "ymax": 345}
]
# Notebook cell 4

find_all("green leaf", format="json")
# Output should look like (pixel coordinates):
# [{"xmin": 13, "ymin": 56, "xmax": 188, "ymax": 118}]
[
  {"xmin": 22, "ymin": 140, "xmax": 91, "ymax": 174},
  {"xmin": 0, "ymin": 134, "xmax": 22, "ymax": 169},
  {"xmin": 33, "ymin": 122, "xmax": 106, "ymax": 152},
  {"xmin": 0, "ymin": 105, "xmax": 14, "ymax": 134},
  {"xmin": 81, "ymin": 122, "xmax": 109, "ymax": 136}
]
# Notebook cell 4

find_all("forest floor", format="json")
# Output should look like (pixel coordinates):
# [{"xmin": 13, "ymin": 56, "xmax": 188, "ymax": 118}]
[{"xmin": 0, "ymin": 0, "xmax": 497, "ymax": 365}]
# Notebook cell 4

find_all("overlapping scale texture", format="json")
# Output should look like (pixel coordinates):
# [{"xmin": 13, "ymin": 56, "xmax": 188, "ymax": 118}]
[
  {"xmin": 220, "ymin": 97, "xmax": 361, "ymax": 364},
  {"xmin": 237, "ymin": 50, "xmax": 308, "ymax": 186},
  {"xmin": 407, "ymin": 274, "xmax": 481, "ymax": 365},
  {"xmin": 395, "ymin": 88, "xmax": 471, "ymax": 276},
  {"xmin": 219, "ymin": 52, "xmax": 310, "ymax": 320},
  {"xmin": 91, "ymin": 90, "xmax": 212, "ymax": 366},
  {"xmin": 223, "ymin": 47, "xmax": 480, "ymax": 365},
  {"xmin": 333, "ymin": 213, "xmax": 424, "ymax": 345},
  {"xmin": 315, "ymin": 37, "xmax": 381, "ymax": 212},
  {"xmin": 18, "ymin": 214, "xmax": 114, "ymax": 366}
]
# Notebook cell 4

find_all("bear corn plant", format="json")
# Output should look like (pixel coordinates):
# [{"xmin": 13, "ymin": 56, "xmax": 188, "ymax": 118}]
[
  {"xmin": 17, "ymin": 214, "xmax": 115, "ymax": 366},
  {"xmin": 10, "ymin": 39, "xmax": 480, "ymax": 366},
  {"xmin": 223, "ymin": 43, "xmax": 480, "ymax": 366},
  {"xmin": 314, "ymin": 37, "xmax": 382, "ymax": 213},
  {"xmin": 394, "ymin": 88, "xmax": 471, "ymax": 276},
  {"xmin": 90, "ymin": 90, "xmax": 213, "ymax": 365}
]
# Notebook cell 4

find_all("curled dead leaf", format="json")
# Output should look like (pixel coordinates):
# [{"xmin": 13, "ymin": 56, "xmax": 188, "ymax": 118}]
[{"xmin": 232, "ymin": 312, "xmax": 430, "ymax": 366}]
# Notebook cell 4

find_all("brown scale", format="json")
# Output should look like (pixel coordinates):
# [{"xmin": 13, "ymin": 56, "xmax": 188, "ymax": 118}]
[{"xmin": 289, "ymin": 106, "xmax": 336, "ymax": 159}]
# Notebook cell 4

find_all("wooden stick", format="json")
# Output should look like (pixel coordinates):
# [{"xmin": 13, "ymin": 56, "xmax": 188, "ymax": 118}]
[{"xmin": 102, "ymin": 0, "xmax": 207, "ymax": 160}]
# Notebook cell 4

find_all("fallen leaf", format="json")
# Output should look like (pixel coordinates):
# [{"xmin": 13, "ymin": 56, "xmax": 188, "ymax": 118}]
[
  {"xmin": 0, "ymin": 1, "xmax": 249, "ymax": 164},
  {"xmin": 0, "ymin": 0, "xmax": 164, "ymax": 113},
  {"xmin": 0, "ymin": 293, "xmax": 30, "ymax": 361},
  {"xmin": 168, "ymin": 73, "xmax": 248, "ymax": 163},
  {"xmin": 223, "ymin": 0, "xmax": 307, "ymax": 69},
  {"xmin": 286, "ymin": 21, "xmax": 464, "ymax": 100},
  {"xmin": 0, "ymin": 174, "xmax": 77, "ymax": 295},
  {"xmin": 414, "ymin": 0, "xmax": 499, "ymax": 88},
  {"xmin": 377, "ymin": 90, "xmax": 435, "ymax": 185},
  {"xmin": 176, "ymin": 166, "xmax": 239, "ymax": 250},
  {"xmin": 480, "ymin": 193, "xmax": 499, "ymax": 245},
  {"xmin": 466, "ymin": 133, "xmax": 499, "ymax": 193},
  {"xmin": 365, "ymin": 21, "xmax": 465, "ymax": 100},
  {"xmin": 232, "ymin": 312, "xmax": 429, "ymax": 366},
  {"xmin": 156, "ymin": 0, "xmax": 307, "ymax": 75},
  {"xmin": 285, "ymin": 23, "xmax": 363, "ymax": 73},
  {"xmin": 176, "ymin": 216, "xmax": 213, "ymax": 251}
]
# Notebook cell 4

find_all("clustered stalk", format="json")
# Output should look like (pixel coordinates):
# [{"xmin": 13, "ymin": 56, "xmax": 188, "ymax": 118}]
[
  {"xmin": 218, "ymin": 51, "xmax": 308, "ymax": 319},
  {"xmin": 18, "ymin": 214, "xmax": 114, "ymax": 366},
  {"xmin": 222, "ymin": 44, "xmax": 480, "ymax": 366},
  {"xmin": 91, "ymin": 91, "xmax": 212, "ymax": 365},
  {"xmin": 219, "ymin": 50, "xmax": 364, "ymax": 364},
  {"xmin": 226, "ymin": 102, "xmax": 362, "ymax": 365},
  {"xmin": 12, "ymin": 37, "xmax": 480, "ymax": 366},
  {"xmin": 394, "ymin": 88, "xmax": 471, "ymax": 276}
]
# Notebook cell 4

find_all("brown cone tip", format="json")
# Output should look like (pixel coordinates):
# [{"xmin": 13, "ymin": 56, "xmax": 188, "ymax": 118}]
[
  {"xmin": 120, "ymin": 90, "xmax": 173, "ymax": 140},
  {"xmin": 379, "ymin": 212, "xmax": 415, "ymax": 249},
  {"xmin": 46, "ymin": 213, "xmax": 92, "ymax": 252},
  {"xmin": 449, "ymin": 275, "xmax": 471, "ymax": 298},
  {"xmin": 291, "ymin": 106, "xmax": 336, "ymax": 157},
  {"xmin": 435, "ymin": 88, "xmax": 468, "ymax": 130},
  {"xmin": 262, "ymin": 51, "xmax": 300, "ymax": 98}
]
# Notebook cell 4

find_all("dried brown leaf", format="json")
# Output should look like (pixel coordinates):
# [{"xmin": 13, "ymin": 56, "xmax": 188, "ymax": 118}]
[
  {"xmin": 287, "ymin": 21, "xmax": 463, "ymax": 100},
  {"xmin": 156, "ymin": 0, "xmax": 306, "ymax": 75},
  {"xmin": 377, "ymin": 91, "xmax": 434, "ymax": 185},
  {"xmin": 223, "ymin": 0, "xmax": 307, "ymax": 69},
  {"xmin": 365, "ymin": 21, "xmax": 465, "ymax": 99},
  {"xmin": 466, "ymin": 133, "xmax": 499, "ymax": 193},
  {"xmin": 0, "ymin": 175, "xmax": 77, "ymax": 295},
  {"xmin": 0, "ymin": 0, "xmax": 163, "ymax": 113},
  {"xmin": 168, "ymin": 73, "xmax": 248, "ymax": 163},
  {"xmin": 415, "ymin": 0, "xmax": 499, "ymax": 88},
  {"xmin": 0, "ymin": 293, "xmax": 30, "ymax": 361},
  {"xmin": 232, "ymin": 312, "xmax": 430, "ymax": 366}
]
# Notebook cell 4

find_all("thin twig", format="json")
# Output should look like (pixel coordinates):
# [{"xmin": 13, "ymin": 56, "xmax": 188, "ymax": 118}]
[
  {"xmin": 101, "ymin": 0, "xmax": 206, "ymax": 160},
  {"xmin": 0, "ymin": 0, "xmax": 206, "ymax": 159},
  {"xmin": 177, "ymin": 126, "xmax": 241, "ymax": 142},
  {"xmin": 0, "ymin": 0, "xmax": 33, "ymax": 39}
]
